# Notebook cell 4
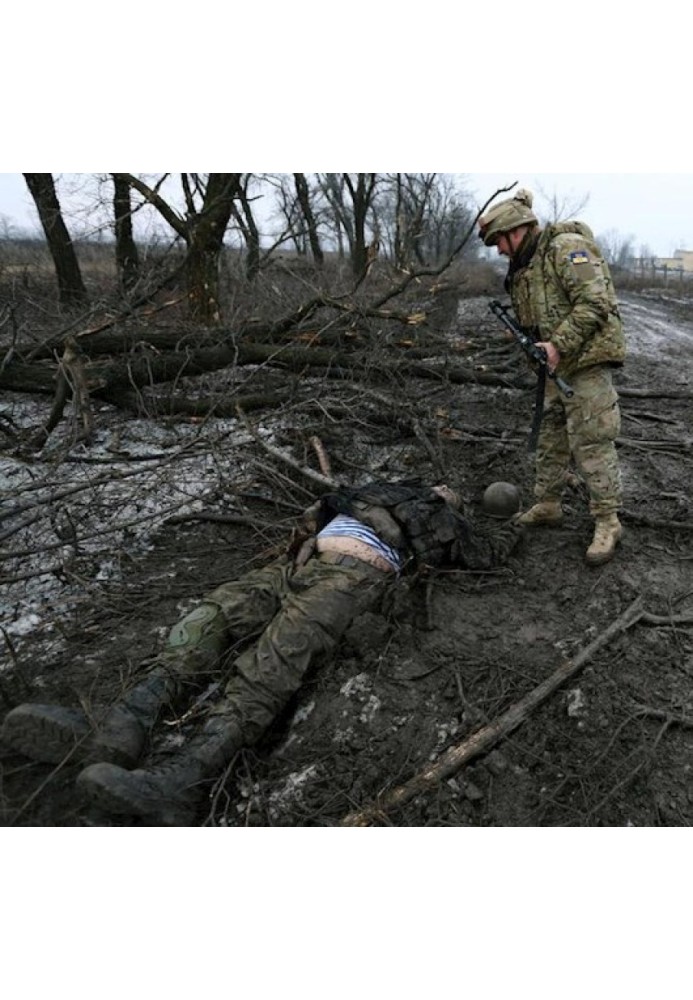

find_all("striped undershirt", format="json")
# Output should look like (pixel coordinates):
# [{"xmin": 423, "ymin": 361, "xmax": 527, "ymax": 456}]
[{"xmin": 317, "ymin": 514, "xmax": 404, "ymax": 572}]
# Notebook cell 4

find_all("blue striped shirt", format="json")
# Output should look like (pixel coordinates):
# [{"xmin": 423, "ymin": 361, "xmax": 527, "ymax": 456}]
[{"xmin": 317, "ymin": 514, "xmax": 404, "ymax": 571}]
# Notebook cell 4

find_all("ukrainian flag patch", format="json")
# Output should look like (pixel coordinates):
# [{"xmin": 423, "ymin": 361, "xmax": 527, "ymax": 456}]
[{"xmin": 569, "ymin": 250, "xmax": 591, "ymax": 264}]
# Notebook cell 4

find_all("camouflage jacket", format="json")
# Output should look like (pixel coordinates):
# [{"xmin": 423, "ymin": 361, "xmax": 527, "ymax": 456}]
[
  {"xmin": 508, "ymin": 221, "xmax": 626, "ymax": 378},
  {"xmin": 316, "ymin": 480, "xmax": 523, "ymax": 571}
]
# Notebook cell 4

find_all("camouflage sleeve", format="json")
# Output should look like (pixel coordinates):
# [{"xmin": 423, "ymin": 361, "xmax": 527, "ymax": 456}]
[
  {"xmin": 448, "ymin": 517, "xmax": 525, "ymax": 570},
  {"xmin": 546, "ymin": 234, "xmax": 613, "ymax": 360}
]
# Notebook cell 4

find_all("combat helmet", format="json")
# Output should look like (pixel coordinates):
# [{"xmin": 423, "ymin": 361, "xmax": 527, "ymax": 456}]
[
  {"xmin": 482, "ymin": 481, "xmax": 521, "ymax": 518},
  {"xmin": 478, "ymin": 189, "xmax": 538, "ymax": 246}
]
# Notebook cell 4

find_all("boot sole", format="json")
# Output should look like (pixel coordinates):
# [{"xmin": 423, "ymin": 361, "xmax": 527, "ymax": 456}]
[
  {"xmin": 1, "ymin": 706, "xmax": 91, "ymax": 764},
  {"xmin": 1, "ymin": 705, "xmax": 143, "ymax": 768},
  {"xmin": 77, "ymin": 763, "xmax": 198, "ymax": 825}
]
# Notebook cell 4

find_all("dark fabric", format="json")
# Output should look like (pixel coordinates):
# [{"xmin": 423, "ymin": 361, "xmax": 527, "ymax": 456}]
[
  {"xmin": 504, "ymin": 227, "xmax": 541, "ymax": 293},
  {"xmin": 528, "ymin": 366, "xmax": 547, "ymax": 454},
  {"xmin": 209, "ymin": 555, "xmax": 388, "ymax": 743},
  {"xmin": 317, "ymin": 480, "xmax": 524, "ymax": 571}
]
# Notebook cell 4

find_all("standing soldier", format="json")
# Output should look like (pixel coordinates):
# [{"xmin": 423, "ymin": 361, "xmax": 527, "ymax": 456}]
[{"xmin": 479, "ymin": 188, "xmax": 626, "ymax": 566}]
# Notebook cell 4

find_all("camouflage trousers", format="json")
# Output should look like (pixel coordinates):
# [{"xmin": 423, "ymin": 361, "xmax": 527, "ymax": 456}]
[
  {"xmin": 534, "ymin": 365, "xmax": 622, "ymax": 516},
  {"xmin": 152, "ymin": 554, "xmax": 388, "ymax": 745}
]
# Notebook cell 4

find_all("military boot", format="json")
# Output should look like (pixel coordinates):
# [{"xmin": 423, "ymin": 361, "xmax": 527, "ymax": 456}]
[
  {"xmin": 585, "ymin": 514, "xmax": 623, "ymax": 566},
  {"xmin": 0, "ymin": 669, "xmax": 175, "ymax": 768},
  {"xmin": 515, "ymin": 500, "xmax": 563, "ymax": 526},
  {"xmin": 75, "ymin": 716, "xmax": 243, "ymax": 824}
]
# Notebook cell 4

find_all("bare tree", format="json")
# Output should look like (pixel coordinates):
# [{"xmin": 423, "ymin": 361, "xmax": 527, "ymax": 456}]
[
  {"xmin": 535, "ymin": 183, "xmax": 590, "ymax": 223},
  {"xmin": 597, "ymin": 228, "xmax": 636, "ymax": 270},
  {"xmin": 638, "ymin": 243, "xmax": 655, "ymax": 262},
  {"xmin": 319, "ymin": 173, "xmax": 378, "ymax": 275},
  {"xmin": 23, "ymin": 173, "xmax": 89, "ymax": 308},
  {"xmin": 293, "ymin": 173, "xmax": 324, "ymax": 266},
  {"xmin": 345, "ymin": 173, "xmax": 377, "ymax": 276},
  {"xmin": 117, "ymin": 173, "xmax": 242, "ymax": 323},
  {"xmin": 112, "ymin": 174, "xmax": 140, "ymax": 292},
  {"xmin": 392, "ymin": 173, "xmax": 437, "ymax": 268},
  {"xmin": 424, "ymin": 175, "xmax": 477, "ymax": 262},
  {"xmin": 229, "ymin": 175, "xmax": 262, "ymax": 281},
  {"xmin": 373, "ymin": 174, "xmax": 475, "ymax": 269},
  {"xmin": 269, "ymin": 176, "xmax": 305, "ymax": 255}
]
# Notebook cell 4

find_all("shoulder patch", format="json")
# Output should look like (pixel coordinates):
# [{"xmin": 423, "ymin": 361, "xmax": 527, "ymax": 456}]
[{"xmin": 567, "ymin": 247, "xmax": 597, "ymax": 280}]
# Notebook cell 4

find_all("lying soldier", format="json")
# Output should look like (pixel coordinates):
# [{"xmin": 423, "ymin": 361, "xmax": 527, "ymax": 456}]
[{"xmin": 2, "ymin": 479, "xmax": 524, "ymax": 824}]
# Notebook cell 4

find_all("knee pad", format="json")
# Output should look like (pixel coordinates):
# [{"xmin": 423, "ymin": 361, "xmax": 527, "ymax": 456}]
[{"xmin": 165, "ymin": 602, "xmax": 226, "ymax": 655}]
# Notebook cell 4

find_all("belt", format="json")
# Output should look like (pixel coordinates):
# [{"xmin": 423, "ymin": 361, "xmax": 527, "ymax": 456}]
[
  {"xmin": 318, "ymin": 551, "xmax": 369, "ymax": 569},
  {"xmin": 318, "ymin": 550, "xmax": 390, "ymax": 573}
]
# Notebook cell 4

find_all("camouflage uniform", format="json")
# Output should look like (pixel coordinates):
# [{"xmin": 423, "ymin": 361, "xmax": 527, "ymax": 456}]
[
  {"xmin": 508, "ymin": 221, "xmax": 625, "ymax": 516},
  {"xmin": 160, "ymin": 553, "xmax": 389, "ymax": 745},
  {"xmin": 4, "ymin": 481, "xmax": 522, "ymax": 821},
  {"xmin": 153, "ymin": 480, "xmax": 523, "ymax": 744}
]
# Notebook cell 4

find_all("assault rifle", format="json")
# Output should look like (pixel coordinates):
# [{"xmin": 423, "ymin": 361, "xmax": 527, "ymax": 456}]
[{"xmin": 489, "ymin": 299, "xmax": 574, "ymax": 398}]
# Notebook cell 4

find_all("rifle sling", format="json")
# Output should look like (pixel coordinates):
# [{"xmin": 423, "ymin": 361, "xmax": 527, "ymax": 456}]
[{"xmin": 528, "ymin": 367, "xmax": 546, "ymax": 453}]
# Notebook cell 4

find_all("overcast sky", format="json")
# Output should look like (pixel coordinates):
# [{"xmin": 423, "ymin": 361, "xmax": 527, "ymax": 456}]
[
  {"xmin": 465, "ymin": 173, "xmax": 693, "ymax": 257},
  {"xmin": 1, "ymin": 171, "xmax": 691, "ymax": 259}
]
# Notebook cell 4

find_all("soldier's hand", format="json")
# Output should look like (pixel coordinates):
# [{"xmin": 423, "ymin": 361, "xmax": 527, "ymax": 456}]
[{"xmin": 535, "ymin": 341, "xmax": 560, "ymax": 372}]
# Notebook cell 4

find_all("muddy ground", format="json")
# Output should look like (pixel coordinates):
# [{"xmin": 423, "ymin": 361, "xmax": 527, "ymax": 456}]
[{"xmin": 1, "ymin": 287, "xmax": 692, "ymax": 827}]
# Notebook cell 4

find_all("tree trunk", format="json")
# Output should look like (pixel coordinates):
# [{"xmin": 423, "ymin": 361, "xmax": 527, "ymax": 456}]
[
  {"xmin": 112, "ymin": 174, "xmax": 140, "ymax": 291},
  {"xmin": 293, "ymin": 173, "xmax": 324, "ymax": 266},
  {"xmin": 0, "ymin": 333, "xmax": 525, "ymax": 407},
  {"xmin": 185, "ymin": 173, "xmax": 242, "ymax": 323},
  {"xmin": 118, "ymin": 172, "xmax": 242, "ymax": 324},
  {"xmin": 344, "ymin": 173, "xmax": 376, "ymax": 277},
  {"xmin": 23, "ymin": 173, "xmax": 89, "ymax": 308},
  {"xmin": 233, "ymin": 180, "xmax": 261, "ymax": 281}
]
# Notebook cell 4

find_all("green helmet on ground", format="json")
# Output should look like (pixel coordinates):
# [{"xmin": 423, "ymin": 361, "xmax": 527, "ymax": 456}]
[
  {"xmin": 478, "ymin": 189, "xmax": 538, "ymax": 247},
  {"xmin": 482, "ymin": 481, "xmax": 521, "ymax": 518}
]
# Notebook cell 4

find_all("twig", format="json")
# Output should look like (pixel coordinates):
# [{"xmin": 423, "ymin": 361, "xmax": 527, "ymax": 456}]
[
  {"xmin": 621, "ymin": 510, "xmax": 693, "ymax": 532},
  {"xmin": 632, "ymin": 705, "xmax": 693, "ymax": 728},
  {"xmin": 640, "ymin": 611, "xmax": 693, "ymax": 626},
  {"xmin": 584, "ymin": 719, "xmax": 672, "ymax": 822},
  {"xmin": 0, "ymin": 625, "xmax": 32, "ymax": 692},
  {"xmin": 412, "ymin": 419, "xmax": 446, "ymax": 480},
  {"xmin": 237, "ymin": 405, "xmax": 339, "ymax": 492},
  {"xmin": 339, "ymin": 596, "xmax": 645, "ymax": 826},
  {"xmin": 309, "ymin": 435, "xmax": 333, "ymax": 480}
]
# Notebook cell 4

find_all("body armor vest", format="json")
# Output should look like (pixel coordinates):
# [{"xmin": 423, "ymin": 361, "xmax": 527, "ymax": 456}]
[{"xmin": 317, "ymin": 481, "xmax": 479, "ymax": 569}]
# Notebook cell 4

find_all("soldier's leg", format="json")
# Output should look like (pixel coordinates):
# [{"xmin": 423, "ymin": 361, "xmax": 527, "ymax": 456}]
[
  {"xmin": 206, "ymin": 558, "xmax": 294, "ymax": 644},
  {"xmin": 209, "ymin": 557, "xmax": 388, "ymax": 744},
  {"xmin": 533, "ymin": 385, "xmax": 572, "ymax": 502},
  {"xmin": 517, "ymin": 385, "xmax": 571, "ymax": 525},
  {"xmin": 76, "ymin": 557, "xmax": 388, "ymax": 821},
  {"xmin": 566, "ymin": 366, "xmax": 622, "ymax": 516},
  {"xmin": 1, "ymin": 559, "xmax": 293, "ymax": 767},
  {"xmin": 154, "ymin": 557, "xmax": 294, "ymax": 687},
  {"xmin": 567, "ymin": 366, "xmax": 623, "ymax": 564}
]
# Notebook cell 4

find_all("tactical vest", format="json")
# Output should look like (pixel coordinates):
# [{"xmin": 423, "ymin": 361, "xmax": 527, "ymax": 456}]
[
  {"xmin": 509, "ymin": 222, "xmax": 625, "ymax": 377},
  {"xmin": 317, "ymin": 481, "xmax": 465, "ymax": 568}
]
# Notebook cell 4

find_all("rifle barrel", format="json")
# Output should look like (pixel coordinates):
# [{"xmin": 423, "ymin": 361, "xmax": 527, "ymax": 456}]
[{"xmin": 488, "ymin": 300, "xmax": 574, "ymax": 398}]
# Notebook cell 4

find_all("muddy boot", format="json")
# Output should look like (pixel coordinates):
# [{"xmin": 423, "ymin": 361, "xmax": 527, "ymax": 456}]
[
  {"xmin": 585, "ymin": 514, "xmax": 623, "ymax": 566},
  {"xmin": 1, "ymin": 704, "xmax": 93, "ymax": 764},
  {"xmin": 75, "ymin": 716, "xmax": 243, "ymax": 824},
  {"xmin": 515, "ymin": 500, "xmax": 563, "ymax": 526},
  {"xmin": 0, "ymin": 670, "xmax": 175, "ymax": 768}
]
